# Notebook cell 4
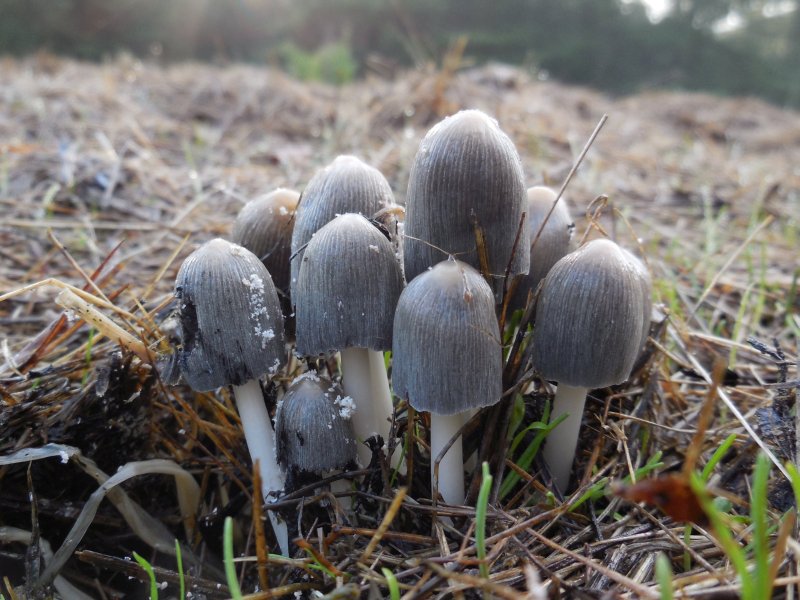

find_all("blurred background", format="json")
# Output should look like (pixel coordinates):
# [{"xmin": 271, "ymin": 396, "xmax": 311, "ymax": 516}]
[{"xmin": 0, "ymin": 0, "xmax": 798, "ymax": 108}]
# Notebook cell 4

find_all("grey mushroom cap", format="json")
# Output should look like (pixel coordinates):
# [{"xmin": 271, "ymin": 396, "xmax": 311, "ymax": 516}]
[
  {"xmin": 620, "ymin": 247, "xmax": 653, "ymax": 355},
  {"xmin": 231, "ymin": 188, "xmax": 300, "ymax": 294},
  {"xmin": 530, "ymin": 238, "xmax": 652, "ymax": 389},
  {"xmin": 275, "ymin": 372, "xmax": 357, "ymax": 474},
  {"xmin": 295, "ymin": 213, "xmax": 404, "ymax": 355},
  {"xmin": 290, "ymin": 155, "xmax": 395, "ymax": 302},
  {"xmin": 175, "ymin": 238, "xmax": 286, "ymax": 391},
  {"xmin": 404, "ymin": 109, "xmax": 529, "ymax": 291},
  {"xmin": 509, "ymin": 186, "xmax": 575, "ymax": 311},
  {"xmin": 392, "ymin": 259, "xmax": 502, "ymax": 415}
]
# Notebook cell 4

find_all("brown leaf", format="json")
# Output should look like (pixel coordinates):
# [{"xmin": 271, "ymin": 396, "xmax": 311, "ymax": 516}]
[{"xmin": 614, "ymin": 474, "xmax": 707, "ymax": 525}]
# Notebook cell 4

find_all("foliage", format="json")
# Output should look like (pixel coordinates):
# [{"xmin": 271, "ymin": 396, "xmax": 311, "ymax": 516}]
[{"xmin": 279, "ymin": 41, "xmax": 357, "ymax": 84}]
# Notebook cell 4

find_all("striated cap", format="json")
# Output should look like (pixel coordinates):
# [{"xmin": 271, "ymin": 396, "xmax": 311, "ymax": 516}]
[
  {"xmin": 290, "ymin": 155, "xmax": 395, "ymax": 302},
  {"xmin": 404, "ymin": 110, "xmax": 529, "ymax": 292},
  {"xmin": 231, "ymin": 188, "xmax": 300, "ymax": 295},
  {"xmin": 531, "ymin": 238, "xmax": 652, "ymax": 389},
  {"xmin": 509, "ymin": 186, "xmax": 575, "ymax": 311},
  {"xmin": 175, "ymin": 238, "xmax": 286, "ymax": 391},
  {"xmin": 392, "ymin": 259, "xmax": 502, "ymax": 415},
  {"xmin": 295, "ymin": 213, "xmax": 404, "ymax": 355},
  {"xmin": 621, "ymin": 247, "xmax": 653, "ymax": 355},
  {"xmin": 275, "ymin": 372, "xmax": 357, "ymax": 474}
]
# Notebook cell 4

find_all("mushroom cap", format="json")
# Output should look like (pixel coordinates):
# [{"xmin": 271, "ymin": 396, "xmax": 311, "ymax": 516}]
[
  {"xmin": 231, "ymin": 188, "xmax": 300, "ymax": 294},
  {"xmin": 620, "ymin": 247, "xmax": 653, "ymax": 354},
  {"xmin": 295, "ymin": 213, "xmax": 404, "ymax": 355},
  {"xmin": 530, "ymin": 238, "xmax": 651, "ymax": 389},
  {"xmin": 175, "ymin": 238, "xmax": 286, "ymax": 391},
  {"xmin": 509, "ymin": 186, "xmax": 575, "ymax": 311},
  {"xmin": 392, "ymin": 259, "xmax": 502, "ymax": 415},
  {"xmin": 290, "ymin": 155, "xmax": 395, "ymax": 302},
  {"xmin": 275, "ymin": 372, "xmax": 357, "ymax": 474},
  {"xmin": 404, "ymin": 109, "xmax": 529, "ymax": 290}
]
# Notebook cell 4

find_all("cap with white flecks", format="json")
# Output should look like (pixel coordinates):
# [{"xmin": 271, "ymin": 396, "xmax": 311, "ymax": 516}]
[
  {"xmin": 275, "ymin": 373, "xmax": 357, "ymax": 475},
  {"xmin": 175, "ymin": 238, "xmax": 286, "ymax": 391}
]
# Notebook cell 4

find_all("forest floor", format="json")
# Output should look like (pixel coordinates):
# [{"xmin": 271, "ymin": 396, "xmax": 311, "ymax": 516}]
[{"xmin": 1, "ymin": 55, "xmax": 799, "ymax": 599}]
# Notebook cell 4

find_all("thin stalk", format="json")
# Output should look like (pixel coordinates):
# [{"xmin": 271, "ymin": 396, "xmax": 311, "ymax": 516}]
[
  {"xmin": 476, "ymin": 462, "xmax": 492, "ymax": 579},
  {"xmin": 341, "ymin": 347, "xmax": 392, "ymax": 466},
  {"xmin": 542, "ymin": 383, "xmax": 588, "ymax": 492},
  {"xmin": 430, "ymin": 412, "xmax": 466, "ymax": 505},
  {"xmin": 330, "ymin": 475, "xmax": 353, "ymax": 511},
  {"xmin": 232, "ymin": 379, "xmax": 289, "ymax": 556},
  {"xmin": 368, "ymin": 349, "xmax": 398, "ymax": 466}
]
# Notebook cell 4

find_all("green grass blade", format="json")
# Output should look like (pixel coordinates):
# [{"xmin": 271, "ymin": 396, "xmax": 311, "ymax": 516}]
[
  {"xmin": 656, "ymin": 552, "xmax": 674, "ymax": 600},
  {"xmin": 689, "ymin": 472, "xmax": 752, "ymax": 599},
  {"xmin": 476, "ymin": 461, "xmax": 493, "ymax": 580},
  {"xmin": 382, "ymin": 567, "xmax": 401, "ymax": 600},
  {"xmin": 500, "ymin": 411, "xmax": 566, "ymax": 500},
  {"xmin": 750, "ymin": 453, "xmax": 771, "ymax": 600},
  {"xmin": 506, "ymin": 393, "xmax": 526, "ymax": 444},
  {"xmin": 175, "ymin": 539, "xmax": 185, "ymax": 600},
  {"xmin": 224, "ymin": 516, "xmax": 243, "ymax": 600},
  {"xmin": 701, "ymin": 433, "xmax": 737, "ymax": 482},
  {"xmin": 132, "ymin": 552, "xmax": 158, "ymax": 600},
  {"xmin": 786, "ymin": 462, "xmax": 800, "ymax": 509},
  {"xmin": 567, "ymin": 477, "xmax": 609, "ymax": 511}
]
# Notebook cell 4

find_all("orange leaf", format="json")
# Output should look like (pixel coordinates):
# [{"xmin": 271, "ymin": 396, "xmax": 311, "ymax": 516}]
[{"xmin": 614, "ymin": 474, "xmax": 707, "ymax": 525}]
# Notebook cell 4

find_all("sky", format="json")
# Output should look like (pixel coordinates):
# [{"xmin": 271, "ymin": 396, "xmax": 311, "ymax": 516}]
[{"xmin": 640, "ymin": 0, "xmax": 670, "ymax": 21}]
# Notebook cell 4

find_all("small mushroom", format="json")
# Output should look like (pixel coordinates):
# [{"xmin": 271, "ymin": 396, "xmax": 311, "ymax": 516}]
[
  {"xmin": 275, "ymin": 372, "xmax": 357, "ymax": 490},
  {"xmin": 404, "ymin": 109, "xmax": 529, "ymax": 296},
  {"xmin": 392, "ymin": 258, "xmax": 502, "ymax": 505},
  {"xmin": 231, "ymin": 188, "xmax": 300, "ymax": 296},
  {"xmin": 530, "ymin": 238, "xmax": 652, "ymax": 492},
  {"xmin": 508, "ymin": 186, "xmax": 575, "ymax": 312},
  {"xmin": 290, "ymin": 155, "xmax": 395, "ymax": 303},
  {"xmin": 174, "ymin": 238, "xmax": 289, "ymax": 554},
  {"xmin": 294, "ymin": 213, "xmax": 404, "ymax": 466}
]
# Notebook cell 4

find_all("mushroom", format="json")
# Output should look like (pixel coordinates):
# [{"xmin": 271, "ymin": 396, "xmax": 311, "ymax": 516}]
[
  {"xmin": 290, "ymin": 155, "xmax": 395, "ymax": 303},
  {"xmin": 275, "ymin": 372, "xmax": 357, "ymax": 497},
  {"xmin": 530, "ymin": 238, "xmax": 652, "ymax": 492},
  {"xmin": 404, "ymin": 109, "xmax": 529, "ymax": 296},
  {"xmin": 174, "ymin": 238, "xmax": 290, "ymax": 555},
  {"xmin": 294, "ymin": 213, "xmax": 404, "ymax": 466},
  {"xmin": 392, "ymin": 258, "xmax": 502, "ymax": 505},
  {"xmin": 232, "ymin": 188, "xmax": 300, "ymax": 337},
  {"xmin": 231, "ymin": 188, "xmax": 300, "ymax": 297},
  {"xmin": 508, "ymin": 186, "xmax": 575, "ymax": 313}
]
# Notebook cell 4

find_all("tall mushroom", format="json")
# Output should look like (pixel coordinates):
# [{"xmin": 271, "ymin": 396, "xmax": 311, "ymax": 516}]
[
  {"xmin": 508, "ymin": 186, "xmax": 575, "ymax": 313},
  {"xmin": 175, "ymin": 238, "xmax": 290, "ymax": 555},
  {"xmin": 404, "ymin": 109, "xmax": 529, "ymax": 296},
  {"xmin": 392, "ymin": 258, "xmax": 502, "ymax": 505},
  {"xmin": 294, "ymin": 213, "xmax": 404, "ymax": 466},
  {"xmin": 290, "ymin": 155, "xmax": 395, "ymax": 303},
  {"xmin": 530, "ymin": 238, "xmax": 652, "ymax": 492}
]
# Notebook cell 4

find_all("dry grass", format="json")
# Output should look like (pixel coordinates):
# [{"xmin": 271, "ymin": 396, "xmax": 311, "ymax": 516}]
[{"xmin": 0, "ymin": 54, "xmax": 799, "ymax": 598}]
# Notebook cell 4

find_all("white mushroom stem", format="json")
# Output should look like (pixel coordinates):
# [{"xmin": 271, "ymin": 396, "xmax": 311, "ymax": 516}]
[
  {"xmin": 430, "ymin": 412, "xmax": 466, "ymax": 506},
  {"xmin": 542, "ymin": 383, "xmax": 588, "ymax": 493},
  {"xmin": 330, "ymin": 476, "xmax": 353, "ymax": 511},
  {"xmin": 368, "ymin": 348, "xmax": 400, "ymax": 468},
  {"xmin": 341, "ymin": 347, "xmax": 393, "ymax": 466},
  {"xmin": 232, "ymin": 379, "xmax": 290, "ymax": 556}
]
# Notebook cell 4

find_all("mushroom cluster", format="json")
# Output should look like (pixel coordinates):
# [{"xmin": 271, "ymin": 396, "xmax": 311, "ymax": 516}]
[{"xmin": 169, "ymin": 108, "xmax": 652, "ymax": 556}]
